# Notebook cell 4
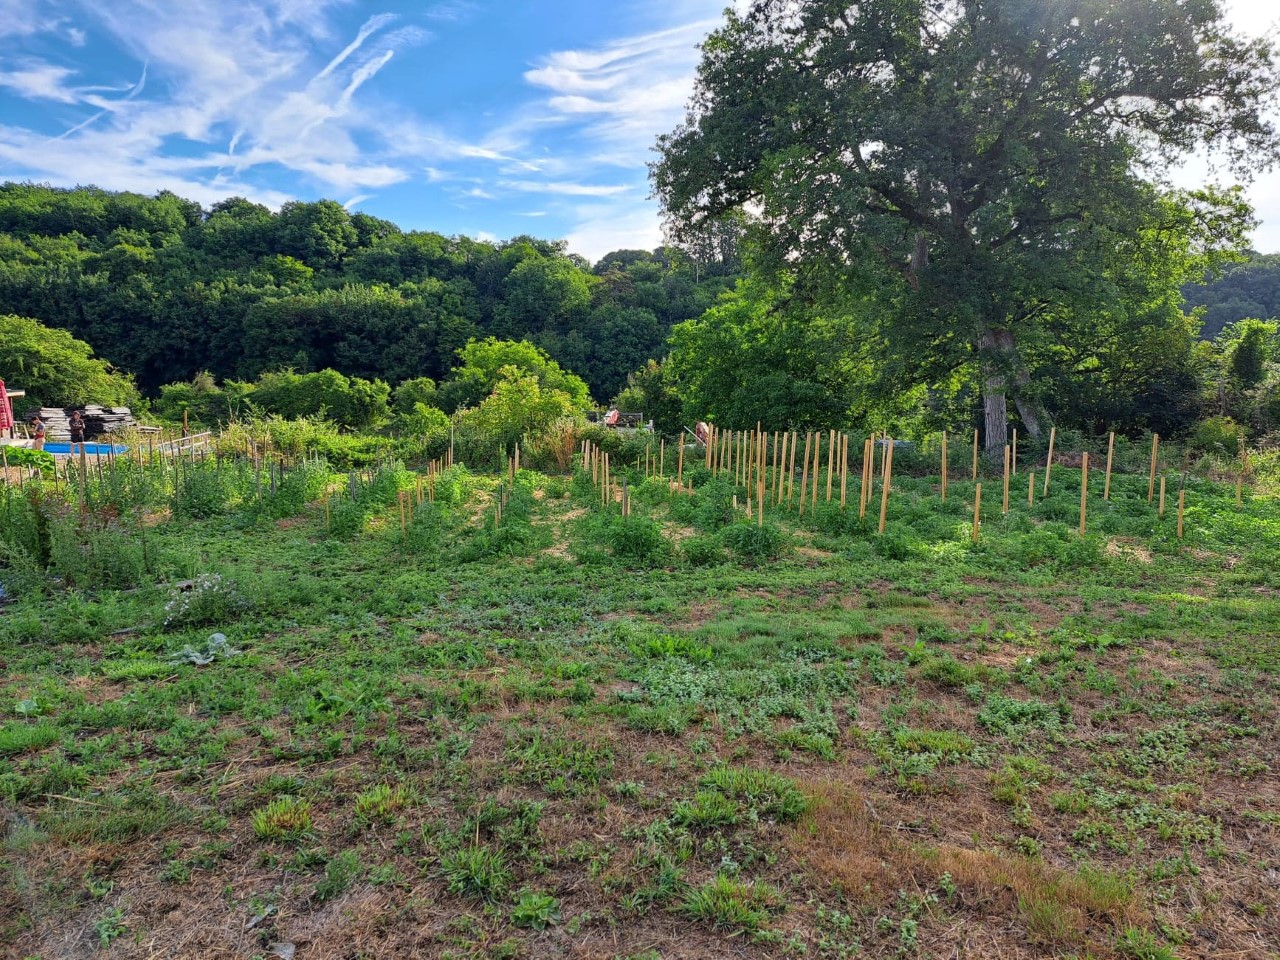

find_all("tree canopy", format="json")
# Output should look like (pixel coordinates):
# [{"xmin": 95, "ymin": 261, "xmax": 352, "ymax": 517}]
[
  {"xmin": 0, "ymin": 314, "xmax": 138, "ymax": 410},
  {"xmin": 654, "ymin": 0, "xmax": 1279, "ymax": 449},
  {"xmin": 0, "ymin": 183, "xmax": 741, "ymax": 405}
]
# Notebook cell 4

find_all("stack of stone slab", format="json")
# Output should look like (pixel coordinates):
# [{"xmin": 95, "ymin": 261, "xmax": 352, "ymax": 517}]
[{"xmin": 33, "ymin": 406, "xmax": 137, "ymax": 441}]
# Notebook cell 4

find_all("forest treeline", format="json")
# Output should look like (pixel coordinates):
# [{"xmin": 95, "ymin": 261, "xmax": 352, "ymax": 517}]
[
  {"xmin": 0, "ymin": 182, "xmax": 740, "ymax": 404},
  {"xmin": 2, "ymin": 181, "xmax": 1280, "ymax": 451}
]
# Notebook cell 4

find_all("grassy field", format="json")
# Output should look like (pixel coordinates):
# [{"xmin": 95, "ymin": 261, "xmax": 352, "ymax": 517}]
[{"xmin": 1, "ymin": 455, "xmax": 1278, "ymax": 959}]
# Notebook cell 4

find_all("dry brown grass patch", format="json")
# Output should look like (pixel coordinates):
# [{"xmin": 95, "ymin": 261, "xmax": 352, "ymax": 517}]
[{"xmin": 786, "ymin": 781, "xmax": 1145, "ymax": 950}]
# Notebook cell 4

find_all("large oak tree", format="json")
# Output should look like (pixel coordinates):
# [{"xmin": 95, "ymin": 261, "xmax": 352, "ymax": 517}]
[{"xmin": 653, "ymin": 0, "xmax": 1279, "ymax": 449}]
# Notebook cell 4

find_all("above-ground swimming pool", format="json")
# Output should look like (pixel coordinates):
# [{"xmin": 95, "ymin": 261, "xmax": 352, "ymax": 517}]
[{"xmin": 42, "ymin": 442, "xmax": 129, "ymax": 455}]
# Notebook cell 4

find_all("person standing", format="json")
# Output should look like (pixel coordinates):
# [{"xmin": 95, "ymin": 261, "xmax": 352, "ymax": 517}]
[
  {"xmin": 69, "ymin": 410, "xmax": 86, "ymax": 453},
  {"xmin": 29, "ymin": 415, "xmax": 46, "ymax": 451}
]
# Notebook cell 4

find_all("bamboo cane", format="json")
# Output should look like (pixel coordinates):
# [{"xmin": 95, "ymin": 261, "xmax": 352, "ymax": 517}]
[
  {"xmin": 972, "ymin": 484, "xmax": 982, "ymax": 543},
  {"xmin": 677, "ymin": 442, "xmax": 684, "ymax": 487},
  {"xmin": 878, "ymin": 437, "xmax": 894, "ymax": 534},
  {"xmin": 1079, "ymin": 453, "xmax": 1089, "ymax": 536},
  {"xmin": 1043, "ymin": 426, "xmax": 1056, "ymax": 497},
  {"xmin": 1147, "ymin": 433, "xmax": 1159, "ymax": 503},
  {"xmin": 1103, "ymin": 432, "xmax": 1115, "ymax": 501}
]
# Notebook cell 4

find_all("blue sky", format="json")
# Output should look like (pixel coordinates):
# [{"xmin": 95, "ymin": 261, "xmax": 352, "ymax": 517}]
[{"xmin": 1, "ymin": 0, "xmax": 1277, "ymax": 261}]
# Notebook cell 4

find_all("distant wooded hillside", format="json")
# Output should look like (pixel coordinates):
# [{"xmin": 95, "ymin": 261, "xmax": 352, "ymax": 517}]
[{"xmin": 0, "ymin": 183, "xmax": 743, "ymax": 402}]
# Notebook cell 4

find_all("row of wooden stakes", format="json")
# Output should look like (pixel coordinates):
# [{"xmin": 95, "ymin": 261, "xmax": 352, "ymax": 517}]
[{"xmin": 582, "ymin": 425, "xmax": 1197, "ymax": 540}]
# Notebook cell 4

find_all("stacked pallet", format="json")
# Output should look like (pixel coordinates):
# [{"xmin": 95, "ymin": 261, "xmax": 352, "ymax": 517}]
[{"xmin": 33, "ymin": 406, "xmax": 137, "ymax": 441}]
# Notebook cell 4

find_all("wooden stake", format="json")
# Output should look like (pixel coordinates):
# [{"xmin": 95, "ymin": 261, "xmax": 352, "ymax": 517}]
[
  {"xmin": 1177, "ymin": 490, "xmax": 1185, "ymax": 539},
  {"xmin": 972, "ymin": 428, "xmax": 979, "ymax": 482},
  {"xmin": 860, "ymin": 437, "xmax": 871, "ymax": 519},
  {"xmin": 1043, "ymin": 426, "xmax": 1056, "ymax": 497},
  {"xmin": 878, "ymin": 437, "xmax": 894, "ymax": 535},
  {"xmin": 1079, "ymin": 453, "xmax": 1089, "ymax": 536},
  {"xmin": 1159, "ymin": 476, "xmax": 1166, "ymax": 518},
  {"xmin": 972, "ymin": 483, "xmax": 982, "ymax": 543},
  {"xmin": 1147, "ymin": 433, "xmax": 1159, "ymax": 503},
  {"xmin": 1003, "ymin": 444, "xmax": 1011, "ymax": 514},
  {"xmin": 941, "ymin": 430, "xmax": 948, "ymax": 502},
  {"xmin": 826, "ymin": 429, "xmax": 835, "ymax": 501},
  {"xmin": 839, "ymin": 434, "xmax": 849, "ymax": 509},
  {"xmin": 1028, "ymin": 471, "xmax": 1035, "ymax": 507},
  {"xmin": 798, "ymin": 432, "xmax": 812, "ymax": 515},
  {"xmin": 787, "ymin": 431, "xmax": 798, "ymax": 504},
  {"xmin": 1103, "ymin": 432, "xmax": 1115, "ymax": 501},
  {"xmin": 811, "ymin": 434, "xmax": 820, "ymax": 508}
]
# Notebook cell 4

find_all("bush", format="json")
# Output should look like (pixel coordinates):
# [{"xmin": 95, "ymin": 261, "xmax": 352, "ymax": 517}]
[
  {"xmin": 681, "ymin": 534, "xmax": 726, "ymax": 566},
  {"xmin": 721, "ymin": 520, "xmax": 787, "ymax": 563},
  {"xmin": 595, "ymin": 514, "xmax": 672, "ymax": 566},
  {"xmin": 1191, "ymin": 416, "xmax": 1248, "ymax": 456},
  {"xmin": 47, "ymin": 513, "xmax": 148, "ymax": 589},
  {"xmin": 171, "ymin": 464, "xmax": 233, "ymax": 519}
]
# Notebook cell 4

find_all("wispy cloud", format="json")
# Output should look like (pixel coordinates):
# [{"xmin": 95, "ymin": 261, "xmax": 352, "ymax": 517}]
[
  {"xmin": 501, "ymin": 180, "xmax": 632, "ymax": 197},
  {"xmin": 0, "ymin": 61, "xmax": 79, "ymax": 103},
  {"xmin": 0, "ymin": 1, "xmax": 431, "ymax": 202},
  {"xmin": 423, "ymin": 1, "xmax": 477, "ymax": 23}
]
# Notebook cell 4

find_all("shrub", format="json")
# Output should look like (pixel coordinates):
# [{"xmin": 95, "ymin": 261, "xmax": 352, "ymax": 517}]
[
  {"xmin": 681, "ymin": 534, "xmax": 725, "ymax": 566},
  {"xmin": 721, "ymin": 520, "xmax": 786, "ymax": 563},
  {"xmin": 596, "ymin": 514, "xmax": 672, "ymax": 566},
  {"xmin": 1191, "ymin": 416, "xmax": 1247, "ymax": 456},
  {"xmin": 171, "ymin": 464, "xmax": 233, "ymax": 519}
]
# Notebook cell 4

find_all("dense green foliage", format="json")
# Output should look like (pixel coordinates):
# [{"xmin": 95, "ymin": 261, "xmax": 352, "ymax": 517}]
[
  {"xmin": 0, "ymin": 314, "xmax": 138, "ymax": 409},
  {"xmin": 654, "ymin": 0, "xmax": 1278, "ymax": 450},
  {"xmin": 0, "ymin": 184, "xmax": 740, "ymax": 403}
]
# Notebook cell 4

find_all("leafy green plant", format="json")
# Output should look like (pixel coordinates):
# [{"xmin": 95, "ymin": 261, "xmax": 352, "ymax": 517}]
[
  {"xmin": 510, "ymin": 890, "xmax": 561, "ymax": 929},
  {"xmin": 721, "ymin": 519, "xmax": 787, "ymax": 563}
]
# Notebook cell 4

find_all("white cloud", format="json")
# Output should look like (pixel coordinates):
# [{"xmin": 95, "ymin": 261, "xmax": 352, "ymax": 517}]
[
  {"xmin": 0, "ymin": 1, "xmax": 430, "ymax": 204},
  {"xmin": 0, "ymin": 61, "xmax": 79, "ymax": 102},
  {"xmin": 423, "ymin": 1, "xmax": 477, "ymax": 22},
  {"xmin": 564, "ymin": 203, "xmax": 665, "ymax": 260},
  {"xmin": 519, "ymin": 16, "xmax": 720, "ymax": 260},
  {"xmin": 501, "ymin": 180, "xmax": 632, "ymax": 197}
]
